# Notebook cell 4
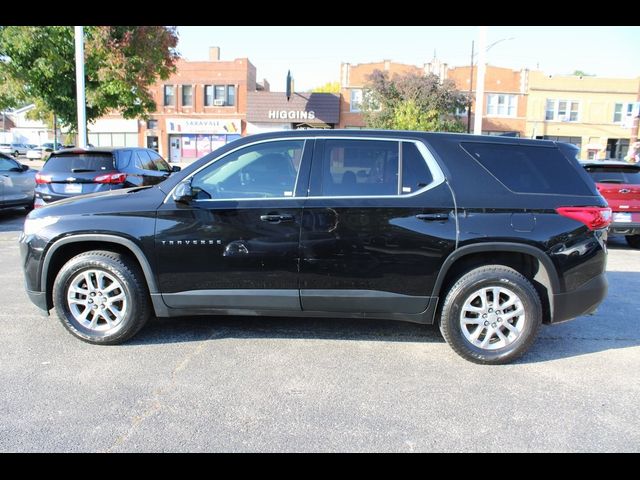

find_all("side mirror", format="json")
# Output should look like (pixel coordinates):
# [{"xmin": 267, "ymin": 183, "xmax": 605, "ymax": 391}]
[
  {"xmin": 171, "ymin": 165, "xmax": 181, "ymax": 173},
  {"xmin": 172, "ymin": 179, "xmax": 193, "ymax": 204},
  {"xmin": 21, "ymin": 164, "xmax": 29, "ymax": 171}
]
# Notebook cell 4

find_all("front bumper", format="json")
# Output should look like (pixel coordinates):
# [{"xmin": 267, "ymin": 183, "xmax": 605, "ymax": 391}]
[
  {"xmin": 26, "ymin": 289, "xmax": 49, "ymax": 314},
  {"xmin": 551, "ymin": 272, "xmax": 608, "ymax": 323}
]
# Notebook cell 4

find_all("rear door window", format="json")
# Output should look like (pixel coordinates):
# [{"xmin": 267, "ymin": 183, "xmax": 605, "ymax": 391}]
[
  {"xmin": 461, "ymin": 142, "xmax": 593, "ymax": 195},
  {"xmin": 320, "ymin": 139, "xmax": 399, "ymax": 196},
  {"xmin": 42, "ymin": 153, "xmax": 115, "ymax": 173}
]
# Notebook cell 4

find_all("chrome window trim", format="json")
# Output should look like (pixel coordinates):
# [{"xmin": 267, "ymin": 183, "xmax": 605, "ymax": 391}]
[{"xmin": 163, "ymin": 135, "xmax": 446, "ymax": 204}]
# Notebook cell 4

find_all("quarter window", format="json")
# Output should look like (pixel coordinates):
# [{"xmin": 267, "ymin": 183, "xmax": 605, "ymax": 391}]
[
  {"xmin": 191, "ymin": 140, "xmax": 304, "ymax": 199},
  {"xmin": 402, "ymin": 142, "xmax": 433, "ymax": 194}
]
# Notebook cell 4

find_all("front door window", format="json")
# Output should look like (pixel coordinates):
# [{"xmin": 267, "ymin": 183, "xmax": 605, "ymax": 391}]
[{"xmin": 191, "ymin": 140, "xmax": 305, "ymax": 200}]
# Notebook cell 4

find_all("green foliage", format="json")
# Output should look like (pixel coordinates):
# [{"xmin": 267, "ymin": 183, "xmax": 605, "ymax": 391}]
[
  {"xmin": 311, "ymin": 81, "xmax": 341, "ymax": 93},
  {"xmin": 0, "ymin": 26, "xmax": 180, "ymax": 129},
  {"xmin": 572, "ymin": 70, "xmax": 595, "ymax": 77},
  {"xmin": 361, "ymin": 70, "xmax": 468, "ymax": 132}
]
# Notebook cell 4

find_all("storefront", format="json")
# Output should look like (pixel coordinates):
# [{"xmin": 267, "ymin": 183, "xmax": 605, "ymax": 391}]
[
  {"xmin": 246, "ymin": 92, "xmax": 340, "ymax": 134},
  {"xmin": 165, "ymin": 118, "xmax": 242, "ymax": 162}
]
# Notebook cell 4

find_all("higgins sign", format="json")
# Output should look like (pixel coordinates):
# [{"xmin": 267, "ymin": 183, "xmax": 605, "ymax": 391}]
[{"xmin": 268, "ymin": 110, "xmax": 316, "ymax": 120}]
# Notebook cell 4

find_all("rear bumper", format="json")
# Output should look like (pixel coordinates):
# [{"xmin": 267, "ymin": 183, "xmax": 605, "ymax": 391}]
[
  {"xmin": 551, "ymin": 273, "xmax": 608, "ymax": 323},
  {"xmin": 609, "ymin": 221, "xmax": 640, "ymax": 236}
]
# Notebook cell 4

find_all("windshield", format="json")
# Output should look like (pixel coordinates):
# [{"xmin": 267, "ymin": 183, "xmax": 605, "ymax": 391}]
[
  {"xmin": 585, "ymin": 166, "xmax": 640, "ymax": 185},
  {"xmin": 42, "ymin": 153, "xmax": 115, "ymax": 173}
]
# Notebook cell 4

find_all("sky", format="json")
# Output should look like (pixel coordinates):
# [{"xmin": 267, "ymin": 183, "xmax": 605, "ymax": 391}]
[{"xmin": 175, "ymin": 26, "xmax": 640, "ymax": 92}]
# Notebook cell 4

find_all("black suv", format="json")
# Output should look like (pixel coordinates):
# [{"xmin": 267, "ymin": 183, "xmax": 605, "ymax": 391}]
[
  {"xmin": 20, "ymin": 131, "xmax": 610, "ymax": 364},
  {"xmin": 34, "ymin": 147, "xmax": 179, "ymax": 207}
]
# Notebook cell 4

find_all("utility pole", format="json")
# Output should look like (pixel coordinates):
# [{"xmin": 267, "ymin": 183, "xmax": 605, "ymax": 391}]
[
  {"xmin": 473, "ymin": 26, "xmax": 487, "ymax": 135},
  {"xmin": 53, "ymin": 113, "xmax": 58, "ymax": 149},
  {"xmin": 74, "ymin": 26, "xmax": 87, "ymax": 148},
  {"xmin": 467, "ymin": 40, "xmax": 474, "ymax": 134}
]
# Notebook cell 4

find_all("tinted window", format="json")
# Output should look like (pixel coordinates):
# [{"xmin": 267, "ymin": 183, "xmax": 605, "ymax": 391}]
[
  {"xmin": 584, "ymin": 166, "xmax": 640, "ymax": 185},
  {"xmin": 42, "ymin": 153, "xmax": 115, "ymax": 172},
  {"xmin": 321, "ymin": 140, "xmax": 399, "ymax": 196},
  {"xmin": 117, "ymin": 150, "xmax": 133, "ymax": 169},
  {"xmin": 0, "ymin": 156, "xmax": 19, "ymax": 170},
  {"xmin": 149, "ymin": 151, "xmax": 171, "ymax": 172},
  {"xmin": 135, "ymin": 150, "xmax": 156, "ymax": 171},
  {"xmin": 402, "ymin": 142, "xmax": 433, "ymax": 194},
  {"xmin": 192, "ymin": 140, "xmax": 303, "ymax": 199},
  {"xmin": 461, "ymin": 143, "xmax": 592, "ymax": 195}
]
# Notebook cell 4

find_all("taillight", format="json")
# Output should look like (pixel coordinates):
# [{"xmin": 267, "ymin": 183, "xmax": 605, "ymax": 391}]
[
  {"xmin": 94, "ymin": 173, "xmax": 127, "ymax": 184},
  {"xmin": 35, "ymin": 173, "xmax": 52, "ymax": 184},
  {"xmin": 556, "ymin": 206, "xmax": 612, "ymax": 230}
]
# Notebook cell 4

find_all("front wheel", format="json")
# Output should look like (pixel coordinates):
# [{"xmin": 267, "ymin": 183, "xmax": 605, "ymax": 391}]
[
  {"xmin": 53, "ymin": 250, "xmax": 151, "ymax": 344},
  {"xmin": 439, "ymin": 265, "xmax": 542, "ymax": 365}
]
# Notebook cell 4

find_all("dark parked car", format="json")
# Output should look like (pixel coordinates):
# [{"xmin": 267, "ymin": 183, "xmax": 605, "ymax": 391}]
[
  {"xmin": 0, "ymin": 153, "xmax": 36, "ymax": 210},
  {"xmin": 34, "ymin": 147, "xmax": 180, "ymax": 208},
  {"xmin": 20, "ymin": 131, "xmax": 610, "ymax": 364},
  {"xmin": 581, "ymin": 160, "xmax": 640, "ymax": 248}
]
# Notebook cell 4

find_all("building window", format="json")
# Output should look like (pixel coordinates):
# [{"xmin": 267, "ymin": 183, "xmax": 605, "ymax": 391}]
[
  {"xmin": 545, "ymin": 99, "xmax": 580, "ymax": 122},
  {"xmin": 163, "ymin": 85, "xmax": 175, "ymax": 106},
  {"xmin": 227, "ymin": 85, "xmax": 236, "ymax": 106},
  {"xmin": 613, "ymin": 102, "xmax": 634, "ymax": 123},
  {"xmin": 182, "ymin": 85, "xmax": 193, "ymax": 107},
  {"xmin": 542, "ymin": 135, "xmax": 582, "ymax": 152},
  {"xmin": 545, "ymin": 99, "xmax": 555, "ymax": 121},
  {"xmin": 214, "ymin": 85, "xmax": 226, "ymax": 104},
  {"xmin": 147, "ymin": 119, "xmax": 158, "ymax": 129},
  {"xmin": 204, "ymin": 85, "xmax": 214, "ymax": 106},
  {"xmin": 486, "ymin": 94, "xmax": 517, "ymax": 117},
  {"xmin": 204, "ymin": 84, "xmax": 233, "ymax": 106},
  {"xmin": 350, "ymin": 89, "xmax": 363, "ymax": 113}
]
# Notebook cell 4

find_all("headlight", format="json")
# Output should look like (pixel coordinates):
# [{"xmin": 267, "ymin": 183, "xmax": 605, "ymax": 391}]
[{"xmin": 23, "ymin": 216, "xmax": 60, "ymax": 236}]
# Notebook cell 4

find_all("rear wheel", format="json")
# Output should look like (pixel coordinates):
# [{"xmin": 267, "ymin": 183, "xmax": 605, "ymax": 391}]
[
  {"xmin": 625, "ymin": 235, "xmax": 640, "ymax": 249},
  {"xmin": 439, "ymin": 265, "xmax": 542, "ymax": 365},
  {"xmin": 53, "ymin": 250, "xmax": 151, "ymax": 344}
]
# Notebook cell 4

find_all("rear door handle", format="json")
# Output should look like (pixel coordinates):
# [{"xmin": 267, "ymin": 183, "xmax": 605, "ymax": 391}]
[
  {"xmin": 416, "ymin": 213, "xmax": 449, "ymax": 221},
  {"xmin": 260, "ymin": 214, "xmax": 295, "ymax": 223}
]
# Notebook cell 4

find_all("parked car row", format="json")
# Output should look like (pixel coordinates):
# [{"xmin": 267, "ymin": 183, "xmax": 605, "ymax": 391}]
[{"xmin": 2, "ymin": 147, "xmax": 178, "ymax": 211}]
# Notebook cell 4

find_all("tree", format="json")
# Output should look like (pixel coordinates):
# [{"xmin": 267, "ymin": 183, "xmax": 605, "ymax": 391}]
[
  {"xmin": 0, "ymin": 26, "xmax": 179, "ymax": 129},
  {"xmin": 311, "ymin": 81, "xmax": 341, "ymax": 93},
  {"xmin": 572, "ymin": 70, "xmax": 595, "ymax": 77},
  {"xmin": 361, "ymin": 70, "xmax": 468, "ymax": 132}
]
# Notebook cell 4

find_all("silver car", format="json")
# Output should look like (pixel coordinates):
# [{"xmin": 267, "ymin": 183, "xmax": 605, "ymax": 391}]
[{"xmin": 0, "ymin": 153, "xmax": 36, "ymax": 210}]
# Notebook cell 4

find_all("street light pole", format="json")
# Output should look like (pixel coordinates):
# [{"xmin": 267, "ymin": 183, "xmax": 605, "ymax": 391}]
[
  {"xmin": 74, "ymin": 26, "xmax": 87, "ymax": 148},
  {"xmin": 467, "ymin": 40, "xmax": 474, "ymax": 134},
  {"xmin": 473, "ymin": 26, "xmax": 487, "ymax": 135}
]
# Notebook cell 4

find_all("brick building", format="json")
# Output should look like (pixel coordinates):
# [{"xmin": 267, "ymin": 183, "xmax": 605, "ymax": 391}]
[
  {"xmin": 339, "ymin": 59, "xmax": 528, "ymax": 136},
  {"xmin": 448, "ymin": 65, "xmax": 529, "ymax": 136}
]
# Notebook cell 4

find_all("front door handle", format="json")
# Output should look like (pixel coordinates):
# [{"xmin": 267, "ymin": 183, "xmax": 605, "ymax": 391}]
[
  {"xmin": 416, "ymin": 213, "xmax": 449, "ymax": 221},
  {"xmin": 260, "ymin": 214, "xmax": 295, "ymax": 223}
]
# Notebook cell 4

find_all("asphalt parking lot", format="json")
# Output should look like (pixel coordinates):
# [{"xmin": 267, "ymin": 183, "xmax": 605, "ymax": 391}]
[{"xmin": 0, "ymin": 208, "xmax": 638, "ymax": 452}]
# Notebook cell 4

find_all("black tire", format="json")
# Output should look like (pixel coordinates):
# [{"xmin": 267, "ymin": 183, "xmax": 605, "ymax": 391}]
[
  {"xmin": 53, "ymin": 250, "xmax": 151, "ymax": 344},
  {"xmin": 439, "ymin": 265, "xmax": 542, "ymax": 365},
  {"xmin": 625, "ymin": 235, "xmax": 640, "ymax": 249}
]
